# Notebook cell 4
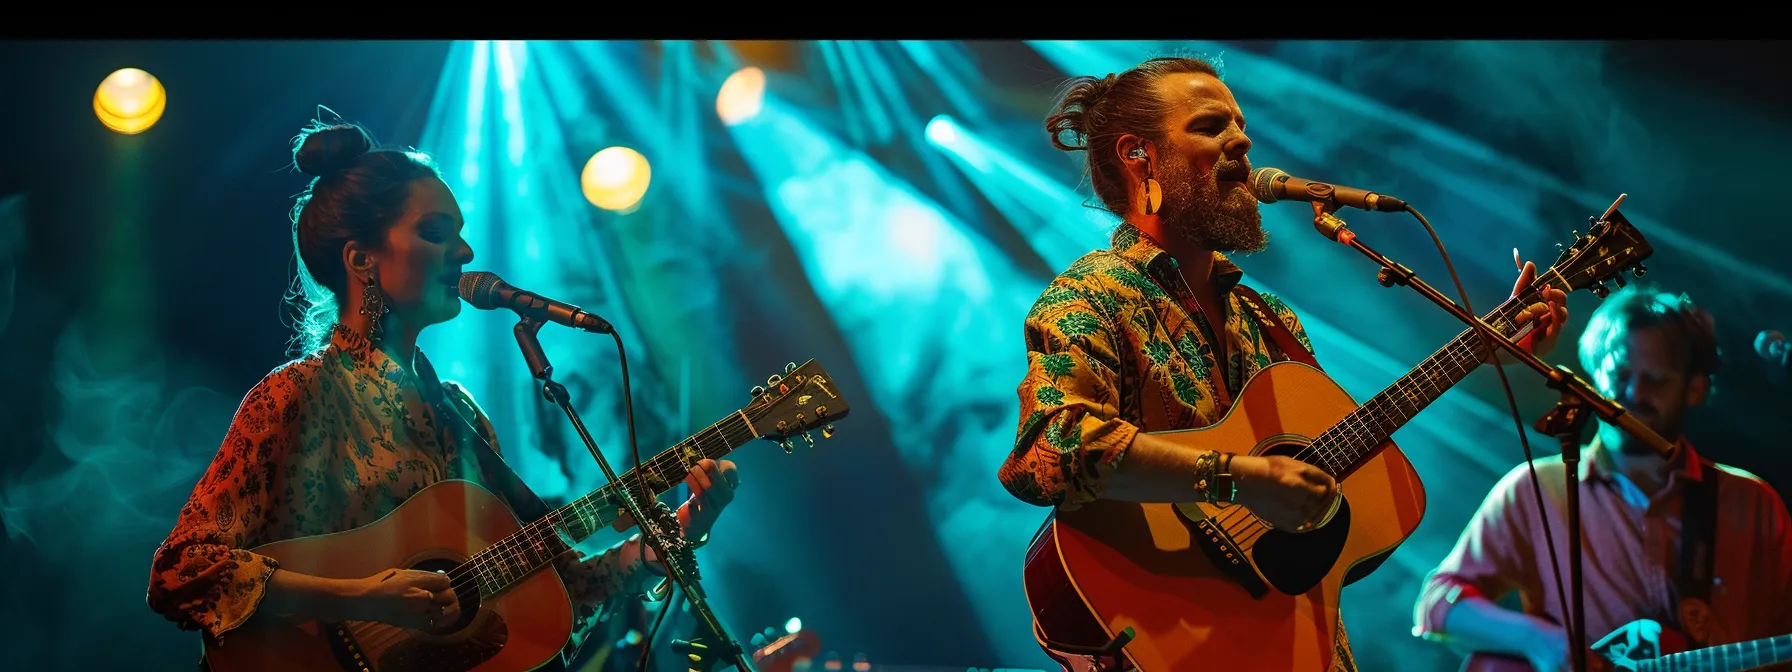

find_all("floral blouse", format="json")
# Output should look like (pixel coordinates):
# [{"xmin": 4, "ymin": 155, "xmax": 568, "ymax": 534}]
[{"xmin": 146, "ymin": 324, "xmax": 659, "ymax": 666}]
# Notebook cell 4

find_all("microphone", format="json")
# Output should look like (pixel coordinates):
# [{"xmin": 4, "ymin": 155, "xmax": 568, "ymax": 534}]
[
  {"xmin": 1758, "ymin": 330, "xmax": 1787, "ymax": 358},
  {"xmin": 458, "ymin": 271, "xmax": 614, "ymax": 334},
  {"xmin": 1248, "ymin": 167, "xmax": 1409, "ymax": 213},
  {"xmin": 1760, "ymin": 330, "xmax": 1789, "ymax": 387}
]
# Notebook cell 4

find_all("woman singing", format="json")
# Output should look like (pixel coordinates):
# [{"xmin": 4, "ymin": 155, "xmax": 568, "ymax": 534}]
[{"xmin": 146, "ymin": 119, "xmax": 739, "ymax": 669}]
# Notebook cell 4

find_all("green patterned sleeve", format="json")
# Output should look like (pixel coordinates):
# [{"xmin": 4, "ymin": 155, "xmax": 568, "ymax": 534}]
[
  {"xmin": 1259, "ymin": 292, "xmax": 1316, "ymax": 358},
  {"xmin": 1000, "ymin": 278, "xmax": 1139, "ymax": 509}
]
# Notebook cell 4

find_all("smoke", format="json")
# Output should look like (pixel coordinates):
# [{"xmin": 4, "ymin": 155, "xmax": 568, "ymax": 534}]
[
  {"xmin": 0, "ymin": 322, "xmax": 236, "ymax": 669},
  {"xmin": 1271, "ymin": 41, "xmax": 1671, "ymax": 202},
  {"xmin": 0, "ymin": 192, "xmax": 23, "ymax": 336}
]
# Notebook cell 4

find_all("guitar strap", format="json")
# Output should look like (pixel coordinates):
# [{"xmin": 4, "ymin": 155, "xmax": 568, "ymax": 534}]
[
  {"xmin": 1234, "ymin": 285, "xmax": 1323, "ymax": 372},
  {"xmin": 1676, "ymin": 456, "xmax": 1719, "ymax": 648},
  {"xmin": 420, "ymin": 357, "xmax": 553, "ymax": 525},
  {"xmin": 444, "ymin": 389, "xmax": 554, "ymax": 524}
]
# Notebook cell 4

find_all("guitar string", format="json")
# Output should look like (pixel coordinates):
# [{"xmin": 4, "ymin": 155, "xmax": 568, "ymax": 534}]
[
  {"xmin": 442, "ymin": 421, "xmax": 753, "ymax": 603},
  {"xmin": 448, "ymin": 415, "xmax": 742, "ymax": 595},
  {"xmin": 1208, "ymin": 286, "xmax": 1544, "ymax": 543},
  {"xmin": 446, "ymin": 422, "xmax": 748, "ymax": 598},
  {"xmin": 1215, "ymin": 265, "xmax": 1574, "ymax": 543},
  {"xmin": 1214, "ymin": 334, "xmax": 1489, "ymax": 537},
  {"xmin": 440, "ymin": 418, "xmax": 762, "ymax": 601},
  {"xmin": 1213, "ymin": 325, "xmax": 1502, "ymax": 540}
]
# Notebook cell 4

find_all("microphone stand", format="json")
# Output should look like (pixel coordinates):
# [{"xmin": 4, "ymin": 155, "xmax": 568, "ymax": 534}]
[
  {"xmin": 512, "ymin": 316, "xmax": 752, "ymax": 672},
  {"xmin": 1304, "ymin": 201, "xmax": 1674, "ymax": 672}
]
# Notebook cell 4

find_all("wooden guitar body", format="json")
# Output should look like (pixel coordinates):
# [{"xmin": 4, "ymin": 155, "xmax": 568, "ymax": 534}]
[
  {"xmin": 1026, "ymin": 362, "xmax": 1428, "ymax": 671},
  {"xmin": 202, "ymin": 480, "xmax": 574, "ymax": 672},
  {"xmin": 196, "ymin": 358, "xmax": 854, "ymax": 672}
]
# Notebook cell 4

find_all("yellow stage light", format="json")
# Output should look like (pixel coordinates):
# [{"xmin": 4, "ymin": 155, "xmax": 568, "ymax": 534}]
[
  {"xmin": 94, "ymin": 68, "xmax": 166, "ymax": 135},
  {"xmin": 717, "ymin": 67, "xmax": 766, "ymax": 126},
  {"xmin": 580, "ymin": 146, "xmax": 651, "ymax": 211}
]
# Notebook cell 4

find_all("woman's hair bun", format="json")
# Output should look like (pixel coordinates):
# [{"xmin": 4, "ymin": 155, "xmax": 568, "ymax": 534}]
[{"xmin": 292, "ymin": 122, "xmax": 374, "ymax": 177}]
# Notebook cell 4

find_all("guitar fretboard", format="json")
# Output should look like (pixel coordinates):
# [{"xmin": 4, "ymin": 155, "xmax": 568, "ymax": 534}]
[
  {"xmin": 455, "ymin": 409, "xmax": 763, "ymax": 597},
  {"xmin": 1638, "ymin": 634, "xmax": 1792, "ymax": 672},
  {"xmin": 1304, "ymin": 280, "xmax": 1554, "ymax": 479}
]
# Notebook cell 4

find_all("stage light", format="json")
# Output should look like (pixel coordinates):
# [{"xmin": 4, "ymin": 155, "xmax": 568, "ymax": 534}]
[
  {"xmin": 924, "ymin": 115, "xmax": 957, "ymax": 146},
  {"xmin": 785, "ymin": 617, "xmax": 801, "ymax": 634},
  {"xmin": 580, "ymin": 146, "xmax": 651, "ymax": 211},
  {"xmin": 717, "ymin": 66, "xmax": 766, "ymax": 126},
  {"xmin": 93, "ymin": 68, "xmax": 166, "ymax": 135}
]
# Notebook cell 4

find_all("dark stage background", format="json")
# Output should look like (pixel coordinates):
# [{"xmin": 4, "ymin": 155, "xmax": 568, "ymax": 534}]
[{"xmin": 0, "ymin": 40, "xmax": 1788, "ymax": 672}]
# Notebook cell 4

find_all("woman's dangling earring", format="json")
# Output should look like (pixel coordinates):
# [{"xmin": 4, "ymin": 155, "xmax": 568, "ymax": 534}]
[{"xmin": 359, "ymin": 267, "xmax": 389, "ymax": 346}]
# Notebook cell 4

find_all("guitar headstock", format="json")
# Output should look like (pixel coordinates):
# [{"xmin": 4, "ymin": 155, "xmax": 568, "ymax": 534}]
[
  {"xmin": 1546, "ymin": 208, "xmax": 1654, "ymax": 299},
  {"xmin": 746, "ymin": 360, "xmax": 850, "ymax": 454}
]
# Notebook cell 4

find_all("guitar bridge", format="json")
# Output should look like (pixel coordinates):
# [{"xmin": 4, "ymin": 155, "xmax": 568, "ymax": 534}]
[
  {"xmin": 1191, "ymin": 517, "xmax": 1270, "ymax": 599},
  {"xmin": 325, "ymin": 623, "xmax": 373, "ymax": 672}
]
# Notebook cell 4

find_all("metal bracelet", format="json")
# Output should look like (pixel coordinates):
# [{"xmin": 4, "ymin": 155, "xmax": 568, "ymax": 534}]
[{"xmin": 1213, "ymin": 453, "xmax": 1238, "ymax": 507}]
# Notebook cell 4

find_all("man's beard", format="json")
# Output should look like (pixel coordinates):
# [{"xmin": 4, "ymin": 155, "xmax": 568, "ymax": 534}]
[{"xmin": 1156, "ymin": 155, "xmax": 1267, "ymax": 254}]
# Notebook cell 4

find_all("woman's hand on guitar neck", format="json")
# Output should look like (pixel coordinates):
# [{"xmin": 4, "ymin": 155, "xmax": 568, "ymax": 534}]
[
  {"xmin": 1229, "ymin": 455, "xmax": 1341, "ymax": 532},
  {"xmin": 345, "ymin": 568, "xmax": 460, "ymax": 631},
  {"xmin": 674, "ymin": 458, "xmax": 739, "ymax": 546}
]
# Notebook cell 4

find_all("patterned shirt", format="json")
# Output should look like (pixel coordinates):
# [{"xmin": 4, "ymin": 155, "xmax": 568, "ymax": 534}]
[
  {"xmin": 146, "ymin": 324, "xmax": 660, "ymax": 667},
  {"xmin": 1415, "ymin": 439, "xmax": 1792, "ymax": 652},
  {"xmin": 1001, "ymin": 222, "xmax": 1357, "ymax": 671}
]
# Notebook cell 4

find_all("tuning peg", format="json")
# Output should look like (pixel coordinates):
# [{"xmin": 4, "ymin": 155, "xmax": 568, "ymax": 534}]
[
  {"xmin": 750, "ymin": 385, "xmax": 766, "ymax": 397},
  {"xmin": 767, "ymin": 374, "xmax": 782, "ymax": 387},
  {"xmin": 784, "ymin": 362, "xmax": 797, "ymax": 374},
  {"xmin": 1632, "ymin": 263, "xmax": 1647, "ymax": 278},
  {"xmin": 779, "ymin": 439, "xmax": 795, "ymax": 454},
  {"xmin": 802, "ymin": 432, "xmax": 815, "ymax": 447},
  {"xmin": 1613, "ymin": 274, "xmax": 1628, "ymax": 289},
  {"xmin": 821, "ymin": 424, "xmax": 836, "ymax": 439},
  {"xmin": 1590, "ymin": 283, "xmax": 1611, "ymax": 299}
]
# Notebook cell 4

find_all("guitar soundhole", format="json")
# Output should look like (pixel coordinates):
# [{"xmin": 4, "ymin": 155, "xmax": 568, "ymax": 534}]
[
  {"xmin": 409, "ymin": 557, "xmax": 483, "ymax": 633},
  {"xmin": 1248, "ymin": 442, "xmax": 1353, "ymax": 596},
  {"xmin": 357, "ymin": 557, "xmax": 507, "ymax": 672}
]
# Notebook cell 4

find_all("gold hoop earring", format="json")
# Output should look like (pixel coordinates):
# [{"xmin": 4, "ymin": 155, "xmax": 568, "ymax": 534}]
[{"xmin": 359, "ymin": 268, "xmax": 389, "ymax": 346}]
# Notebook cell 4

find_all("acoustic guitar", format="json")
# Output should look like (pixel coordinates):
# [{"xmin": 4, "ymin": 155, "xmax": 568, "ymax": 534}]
[
  {"xmin": 202, "ymin": 359, "xmax": 851, "ymax": 672},
  {"xmin": 1462, "ymin": 618, "xmax": 1792, "ymax": 671},
  {"xmin": 1024, "ymin": 212, "xmax": 1655, "ymax": 671}
]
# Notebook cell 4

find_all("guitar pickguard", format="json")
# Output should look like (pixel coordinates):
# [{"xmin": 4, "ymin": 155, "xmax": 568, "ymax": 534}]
[
  {"xmin": 1251, "ymin": 497, "xmax": 1353, "ymax": 595},
  {"xmin": 1179, "ymin": 440, "xmax": 1354, "ymax": 598}
]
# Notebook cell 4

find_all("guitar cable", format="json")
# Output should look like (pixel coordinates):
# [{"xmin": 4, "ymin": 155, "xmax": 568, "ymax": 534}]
[{"xmin": 1401, "ymin": 206, "xmax": 1573, "ymax": 639}]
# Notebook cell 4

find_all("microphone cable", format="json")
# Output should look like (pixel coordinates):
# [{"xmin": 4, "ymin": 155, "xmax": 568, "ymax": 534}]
[
  {"xmin": 604, "ymin": 329, "xmax": 679, "ymax": 672},
  {"xmin": 1401, "ymin": 205, "xmax": 1573, "ymax": 639}
]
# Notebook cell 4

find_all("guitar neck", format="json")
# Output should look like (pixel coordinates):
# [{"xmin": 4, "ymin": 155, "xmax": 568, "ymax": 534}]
[
  {"xmin": 1638, "ymin": 634, "xmax": 1792, "ymax": 672},
  {"xmin": 1311, "ymin": 288, "xmax": 1543, "ymax": 479},
  {"xmin": 558, "ymin": 409, "xmax": 761, "ymax": 533},
  {"xmin": 459, "ymin": 410, "xmax": 763, "ymax": 596}
]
